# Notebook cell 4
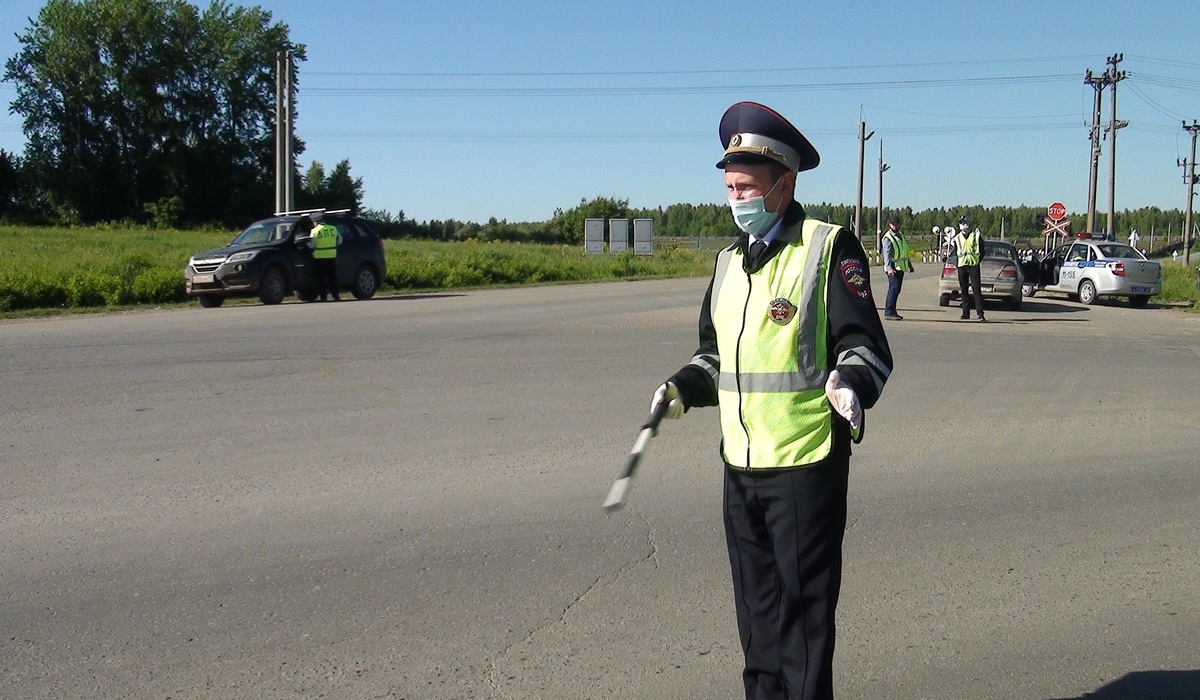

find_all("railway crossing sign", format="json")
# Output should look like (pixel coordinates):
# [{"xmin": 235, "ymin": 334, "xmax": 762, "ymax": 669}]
[
  {"xmin": 1044, "ymin": 218, "xmax": 1070, "ymax": 237},
  {"xmin": 1047, "ymin": 202, "xmax": 1066, "ymax": 221}
]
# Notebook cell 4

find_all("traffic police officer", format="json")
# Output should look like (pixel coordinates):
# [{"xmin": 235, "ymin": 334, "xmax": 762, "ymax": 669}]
[
  {"xmin": 649, "ymin": 102, "xmax": 893, "ymax": 700},
  {"xmin": 881, "ymin": 215, "xmax": 913, "ymax": 320},
  {"xmin": 953, "ymin": 215, "xmax": 984, "ymax": 321},
  {"xmin": 309, "ymin": 217, "xmax": 341, "ymax": 301}
]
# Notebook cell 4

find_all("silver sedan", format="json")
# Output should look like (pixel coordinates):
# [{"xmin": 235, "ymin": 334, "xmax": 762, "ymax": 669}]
[{"xmin": 938, "ymin": 240, "xmax": 1024, "ymax": 310}]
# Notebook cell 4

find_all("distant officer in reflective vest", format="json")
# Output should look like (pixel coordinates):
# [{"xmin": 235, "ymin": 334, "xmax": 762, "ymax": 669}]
[
  {"xmin": 648, "ymin": 101, "xmax": 893, "ymax": 700},
  {"xmin": 881, "ymin": 215, "xmax": 913, "ymax": 320},
  {"xmin": 953, "ymin": 215, "xmax": 985, "ymax": 321},
  {"xmin": 308, "ymin": 218, "xmax": 342, "ymax": 302}
]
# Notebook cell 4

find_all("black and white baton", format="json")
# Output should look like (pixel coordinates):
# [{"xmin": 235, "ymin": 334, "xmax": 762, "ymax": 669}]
[{"xmin": 602, "ymin": 399, "xmax": 671, "ymax": 513}]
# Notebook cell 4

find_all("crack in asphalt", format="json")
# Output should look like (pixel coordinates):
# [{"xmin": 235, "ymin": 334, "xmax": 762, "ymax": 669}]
[{"xmin": 484, "ymin": 510, "xmax": 659, "ymax": 698}]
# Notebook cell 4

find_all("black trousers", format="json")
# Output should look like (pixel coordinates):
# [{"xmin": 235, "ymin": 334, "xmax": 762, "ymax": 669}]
[
  {"xmin": 723, "ymin": 454, "xmax": 850, "ymax": 700},
  {"xmin": 314, "ymin": 257, "xmax": 339, "ymax": 300},
  {"xmin": 957, "ymin": 264, "xmax": 983, "ymax": 316}
]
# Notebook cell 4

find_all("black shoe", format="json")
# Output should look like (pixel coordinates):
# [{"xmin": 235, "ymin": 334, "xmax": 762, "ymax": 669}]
[
  {"xmin": 320, "ymin": 296, "xmax": 327, "ymax": 302},
  {"xmin": 884, "ymin": 313, "xmax": 904, "ymax": 321},
  {"xmin": 960, "ymin": 314, "xmax": 969, "ymax": 320},
  {"xmin": 332, "ymin": 296, "xmax": 341, "ymax": 301},
  {"xmin": 977, "ymin": 315, "xmax": 987, "ymax": 322}
]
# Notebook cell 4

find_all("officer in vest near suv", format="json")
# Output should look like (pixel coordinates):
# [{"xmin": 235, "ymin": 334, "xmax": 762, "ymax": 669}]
[
  {"xmin": 953, "ymin": 215, "xmax": 985, "ymax": 321},
  {"xmin": 881, "ymin": 215, "xmax": 913, "ymax": 320},
  {"xmin": 647, "ymin": 101, "xmax": 893, "ymax": 700},
  {"xmin": 307, "ymin": 217, "xmax": 342, "ymax": 301}
]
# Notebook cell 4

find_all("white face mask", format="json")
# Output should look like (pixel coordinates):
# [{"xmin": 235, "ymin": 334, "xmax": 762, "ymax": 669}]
[{"xmin": 728, "ymin": 177, "xmax": 783, "ymax": 237}]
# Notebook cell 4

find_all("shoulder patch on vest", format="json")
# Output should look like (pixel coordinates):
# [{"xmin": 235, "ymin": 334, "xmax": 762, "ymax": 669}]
[{"xmin": 839, "ymin": 258, "xmax": 871, "ymax": 300}]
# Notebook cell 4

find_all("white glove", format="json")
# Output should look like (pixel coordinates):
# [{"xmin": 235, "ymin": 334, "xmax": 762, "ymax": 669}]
[
  {"xmin": 650, "ymin": 382, "xmax": 684, "ymax": 420},
  {"xmin": 824, "ymin": 369, "xmax": 861, "ymax": 431}
]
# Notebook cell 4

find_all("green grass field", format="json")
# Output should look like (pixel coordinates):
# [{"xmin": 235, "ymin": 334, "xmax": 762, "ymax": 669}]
[
  {"xmin": 0, "ymin": 225, "xmax": 716, "ymax": 316},
  {"xmin": 2, "ymin": 225, "xmax": 1196, "ymax": 317}
]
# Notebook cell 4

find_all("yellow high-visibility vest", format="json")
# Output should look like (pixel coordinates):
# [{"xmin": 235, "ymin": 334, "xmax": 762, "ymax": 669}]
[
  {"xmin": 709, "ymin": 218, "xmax": 839, "ymax": 469},
  {"xmin": 885, "ymin": 231, "xmax": 913, "ymax": 272},
  {"xmin": 955, "ymin": 230, "xmax": 980, "ymax": 267},
  {"xmin": 312, "ymin": 224, "xmax": 338, "ymax": 260}
]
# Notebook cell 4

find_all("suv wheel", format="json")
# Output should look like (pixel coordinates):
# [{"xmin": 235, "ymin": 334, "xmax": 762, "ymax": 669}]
[
  {"xmin": 198, "ymin": 295, "xmax": 225, "ymax": 308},
  {"xmin": 258, "ymin": 266, "xmax": 288, "ymax": 305},
  {"xmin": 352, "ymin": 264, "xmax": 379, "ymax": 300}
]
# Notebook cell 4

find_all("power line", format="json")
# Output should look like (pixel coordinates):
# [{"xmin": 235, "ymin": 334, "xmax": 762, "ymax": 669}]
[
  {"xmin": 1129, "ymin": 73, "xmax": 1200, "ymax": 91},
  {"xmin": 301, "ymin": 121, "xmax": 1091, "ymax": 143},
  {"xmin": 1125, "ymin": 79, "xmax": 1191, "ymax": 121},
  {"xmin": 1127, "ymin": 54, "xmax": 1200, "ymax": 71},
  {"xmin": 862, "ymin": 104, "xmax": 1078, "ymax": 121},
  {"xmin": 306, "ymin": 55, "xmax": 1099, "ymax": 78},
  {"xmin": 305, "ymin": 73, "xmax": 1079, "ymax": 98}
]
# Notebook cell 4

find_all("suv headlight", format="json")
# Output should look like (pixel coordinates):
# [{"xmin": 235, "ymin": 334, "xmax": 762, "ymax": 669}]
[{"xmin": 226, "ymin": 250, "xmax": 260, "ymax": 264}]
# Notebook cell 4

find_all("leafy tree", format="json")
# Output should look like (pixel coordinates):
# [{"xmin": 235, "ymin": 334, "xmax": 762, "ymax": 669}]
[
  {"xmin": 3, "ymin": 0, "xmax": 302, "ymax": 224},
  {"xmin": 301, "ymin": 161, "xmax": 327, "ymax": 202},
  {"xmin": 299, "ymin": 159, "xmax": 363, "ymax": 213},
  {"xmin": 324, "ymin": 160, "xmax": 363, "ymax": 212},
  {"xmin": 546, "ymin": 196, "xmax": 631, "ymax": 243}
]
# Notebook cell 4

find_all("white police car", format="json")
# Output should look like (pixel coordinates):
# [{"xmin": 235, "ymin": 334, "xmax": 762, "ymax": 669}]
[{"xmin": 1023, "ymin": 235, "xmax": 1161, "ymax": 307}]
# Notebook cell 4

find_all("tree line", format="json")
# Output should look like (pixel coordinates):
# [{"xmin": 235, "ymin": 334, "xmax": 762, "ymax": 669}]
[
  {"xmin": 360, "ymin": 197, "xmax": 1192, "ymax": 252},
  {"xmin": 1, "ymin": 1, "xmax": 1190, "ymax": 247}
]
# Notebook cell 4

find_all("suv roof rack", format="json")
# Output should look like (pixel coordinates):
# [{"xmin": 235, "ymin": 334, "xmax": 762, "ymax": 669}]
[{"xmin": 272, "ymin": 207, "xmax": 353, "ymax": 217}]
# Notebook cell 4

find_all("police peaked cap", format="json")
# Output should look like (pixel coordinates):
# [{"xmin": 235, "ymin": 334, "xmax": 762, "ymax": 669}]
[{"xmin": 716, "ymin": 101, "xmax": 820, "ymax": 173}]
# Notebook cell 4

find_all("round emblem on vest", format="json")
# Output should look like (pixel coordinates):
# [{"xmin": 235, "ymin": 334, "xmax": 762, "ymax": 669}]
[{"xmin": 768, "ymin": 297, "xmax": 796, "ymax": 325}]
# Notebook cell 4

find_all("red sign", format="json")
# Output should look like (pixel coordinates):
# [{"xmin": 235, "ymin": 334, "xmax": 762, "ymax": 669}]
[{"xmin": 1047, "ymin": 202, "xmax": 1066, "ymax": 221}]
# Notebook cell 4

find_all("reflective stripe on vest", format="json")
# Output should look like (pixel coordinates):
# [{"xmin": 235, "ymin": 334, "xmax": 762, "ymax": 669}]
[
  {"xmin": 955, "ymin": 231, "xmax": 980, "ymax": 266},
  {"xmin": 709, "ymin": 219, "xmax": 838, "ymax": 470},
  {"xmin": 313, "ymin": 225, "xmax": 338, "ymax": 259},
  {"xmin": 885, "ymin": 231, "xmax": 913, "ymax": 272}
]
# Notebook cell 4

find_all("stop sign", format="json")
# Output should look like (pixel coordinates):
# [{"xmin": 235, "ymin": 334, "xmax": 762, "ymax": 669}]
[{"xmin": 1047, "ymin": 202, "xmax": 1066, "ymax": 221}]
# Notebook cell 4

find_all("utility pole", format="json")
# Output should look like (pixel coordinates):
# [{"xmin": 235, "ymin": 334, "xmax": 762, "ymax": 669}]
[
  {"xmin": 855, "ymin": 115, "xmax": 874, "ymax": 244},
  {"xmin": 877, "ymin": 138, "xmax": 889, "ymax": 255},
  {"xmin": 1182, "ymin": 121, "xmax": 1200, "ymax": 266},
  {"xmin": 274, "ymin": 50, "xmax": 296, "ymax": 214},
  {"xmin": 1104, "ymin": 53, "xmax": 1127, "ymax": 238},
  {"xmin": 1083, "ymin": 68, "xmax": 1108, "ymax": 234}
]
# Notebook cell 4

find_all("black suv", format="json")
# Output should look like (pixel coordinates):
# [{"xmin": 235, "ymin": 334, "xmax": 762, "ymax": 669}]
[{"xmin": 185, "ymin": 210, "xmax": 388, "ymax": 307}]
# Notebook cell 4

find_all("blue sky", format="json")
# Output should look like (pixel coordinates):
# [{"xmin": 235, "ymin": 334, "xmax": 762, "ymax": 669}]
[{"xmin": 3, "ymin": 1, "xmax": 1200, "ymax": 226}]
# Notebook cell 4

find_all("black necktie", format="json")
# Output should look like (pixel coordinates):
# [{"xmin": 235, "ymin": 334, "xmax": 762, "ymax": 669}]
[{"xmin": 749, "ymin": 240, "xmax": 767, "ymax": 262}]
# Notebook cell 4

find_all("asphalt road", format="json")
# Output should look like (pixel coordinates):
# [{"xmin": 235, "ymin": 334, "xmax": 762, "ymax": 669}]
[{"xmin": 2, "ymin": 266, "xmax": 1198, "ymax": 700}]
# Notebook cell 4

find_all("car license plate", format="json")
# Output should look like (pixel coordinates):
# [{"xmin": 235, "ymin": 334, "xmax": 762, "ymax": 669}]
[
  {"xmin": 192, "ymin": 274, "xmax": 214, "ymax": 284},
  {"xmin": 981, "ymin": 284, "xmax": 994, "ymax": 292},
  {"xmin": 1132, "ymin": 286, "xmax": 1151, "ymax": 293}
]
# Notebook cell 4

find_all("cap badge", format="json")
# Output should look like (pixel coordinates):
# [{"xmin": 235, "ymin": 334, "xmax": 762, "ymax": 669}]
[
  {"xmin": 768, "ymin": 297, "xmax": 797, "ymax": 326},
  {"xmin": 729, "ymin": 134, "xmax": 742, "ymax": 148}
]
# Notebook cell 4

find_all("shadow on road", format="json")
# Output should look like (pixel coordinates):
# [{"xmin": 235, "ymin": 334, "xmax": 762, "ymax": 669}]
[
  {"xmin": 1047, "ymin": 669, "xmax": 1200, "ymax": 699},
  {"xmin": 1012, "ymin": 300, "xmax": 1090, "ymax": 313},
  {"xmin": 371, "ymin": 293, "xmax": 466, "ymax": 302},
  {"xmin": 910, "ymin": 317, "xmax": 1092, "ymax": 324}
]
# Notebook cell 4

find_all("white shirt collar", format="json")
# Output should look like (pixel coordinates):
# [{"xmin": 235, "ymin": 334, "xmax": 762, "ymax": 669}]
[{"xmin": 749, "ymin": 216, "xmax": 785, "ymax": 247}]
